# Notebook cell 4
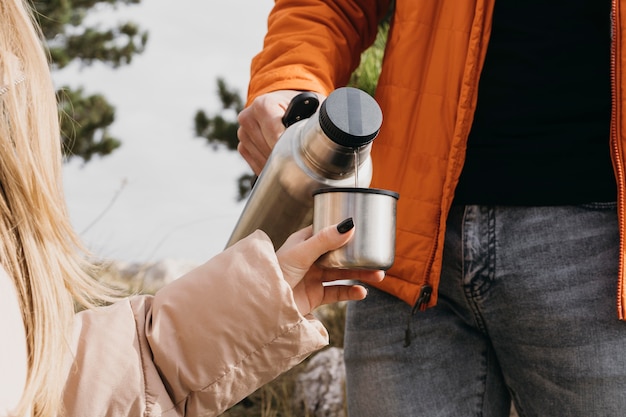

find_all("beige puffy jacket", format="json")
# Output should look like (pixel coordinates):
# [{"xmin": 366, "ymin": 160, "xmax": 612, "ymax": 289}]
[
  {"xmin": 65, "ymin": 232, "xmax": 328, "ymax": 417},
  {"xmin": 60, "ymin": 231, "xmax": 328, "ymax": 416}
]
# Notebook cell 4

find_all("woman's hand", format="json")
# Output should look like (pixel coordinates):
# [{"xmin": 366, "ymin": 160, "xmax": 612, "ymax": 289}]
[
  {"xmin": 237, "ymin": 90, "xmax": 326, "ymax": 175},
  {"xmin": 276, "ymin": 219, "xmax": 385, "ymax": 316}
]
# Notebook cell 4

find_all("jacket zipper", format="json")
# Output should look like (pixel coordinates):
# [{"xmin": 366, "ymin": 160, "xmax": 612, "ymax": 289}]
[
  {"xmin": 611, "ymin": 0, "xmax": 626, "ymax": 320},
  {"xmin": 404, "ymin": 284, "xmax": 433, "ymax": 347},
  {"xmin": 403, "ymin": 215, "xmax": 438, "ymax": 347}
]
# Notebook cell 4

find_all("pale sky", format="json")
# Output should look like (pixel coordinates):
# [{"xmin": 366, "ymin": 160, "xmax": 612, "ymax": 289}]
[{"xmin": 56, "ymin": 0, "xmax": 274, "ymax": 264}]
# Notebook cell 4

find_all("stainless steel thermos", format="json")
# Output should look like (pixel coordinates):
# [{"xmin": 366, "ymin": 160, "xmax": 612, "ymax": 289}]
[{"xmin": 225, "ymin": 87, "xmax": 383, "ymax": 249}]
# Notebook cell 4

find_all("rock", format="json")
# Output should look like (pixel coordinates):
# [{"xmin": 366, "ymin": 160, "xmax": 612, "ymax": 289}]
[{"xmin": 294, "ymin": 347, "xmax": 346, "ymax": 417}]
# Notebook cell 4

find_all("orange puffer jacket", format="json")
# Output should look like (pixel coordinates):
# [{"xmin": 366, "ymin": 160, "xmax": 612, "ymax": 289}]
[{"xmin": 247, "ymin": 0, "xmax": 626, "ymax": 319}]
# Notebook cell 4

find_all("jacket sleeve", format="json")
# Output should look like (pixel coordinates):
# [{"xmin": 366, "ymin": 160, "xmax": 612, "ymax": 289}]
[
  {"xmin": 247, "ymin": 0, "xmax": 392, "ymax": 102},
  {"xmin": 62, "ymin": 231, "xmax": 329, "ymax": 417}
]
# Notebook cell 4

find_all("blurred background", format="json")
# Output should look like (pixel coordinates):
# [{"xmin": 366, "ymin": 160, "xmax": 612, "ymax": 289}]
[{"xmin": 48, "ymin": 0, "xmax": 273, "ymax": 264}]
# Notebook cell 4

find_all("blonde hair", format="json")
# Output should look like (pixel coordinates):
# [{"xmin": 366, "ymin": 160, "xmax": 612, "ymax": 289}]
[{"xmin": 1, "ymin": 1, "xmax": 119, "ymax": 415}]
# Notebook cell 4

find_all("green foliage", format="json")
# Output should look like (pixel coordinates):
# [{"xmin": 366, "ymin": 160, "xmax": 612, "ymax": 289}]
[
  {"xmin": 194, "ymin": 78, "xmax": 256, "ymax": 201},
  {"xmin": 194, "ymin": 78, "xmax": 243, "ymax": 151},
  {"xmin": 347, "ymin": 22, "xmax": 389, "ymax": 96},
  {"xmin": 49, "ymin": 22, "xmax": 147, "ymax": 69},
  {"xmin": 57, "ymin": 87, "xmax": 121, "ymax": 162},
  {"xmin": 31, "ymin": 0, "xmax": 148, "ymax": 163}
]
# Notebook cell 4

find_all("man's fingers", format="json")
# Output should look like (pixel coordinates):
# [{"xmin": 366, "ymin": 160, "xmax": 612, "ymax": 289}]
[
  {"xmin": 319, "ymin": 284, "xmax": 368, "ymax": 305},
  {"xmin": 237, "ymin": 141, "xmax": 264, "ymax": 176},
  {"xmin": 318, "ymin": 268, "xmax": 385, "ymax": 284}
]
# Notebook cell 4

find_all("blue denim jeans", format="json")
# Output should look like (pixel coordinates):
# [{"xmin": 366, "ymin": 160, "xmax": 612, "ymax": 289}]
[{"xmin": 344, "ymin": 204, "xmax": 626, "ymax": 417}]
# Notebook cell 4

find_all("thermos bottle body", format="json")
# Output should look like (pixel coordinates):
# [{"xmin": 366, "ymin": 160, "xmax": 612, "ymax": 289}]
[{"xmin": 226, "ymin": 87, "xmax": 383, "ymax": 249}]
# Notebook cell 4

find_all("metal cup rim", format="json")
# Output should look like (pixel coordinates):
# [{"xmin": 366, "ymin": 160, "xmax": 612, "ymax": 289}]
[{"xmin": 312, "ymin": 187, "xmax": 399, "ymax": 199}]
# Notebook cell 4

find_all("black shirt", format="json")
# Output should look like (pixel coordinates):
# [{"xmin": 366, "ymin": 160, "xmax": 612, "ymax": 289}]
[{"xmin": 453, "ymin": 0, "xmax": 615, "ymax": 205}]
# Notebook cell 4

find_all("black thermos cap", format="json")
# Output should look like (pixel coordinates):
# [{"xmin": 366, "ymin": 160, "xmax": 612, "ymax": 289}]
[{"xmin": 319, "ymin": 87, "xmax": 383, "ymax": 148}]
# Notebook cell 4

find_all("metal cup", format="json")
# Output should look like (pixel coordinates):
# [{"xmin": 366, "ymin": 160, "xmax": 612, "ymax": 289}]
[{"xmin": 312, "ymin": 187, "xmax": 399, "ymax": 270}]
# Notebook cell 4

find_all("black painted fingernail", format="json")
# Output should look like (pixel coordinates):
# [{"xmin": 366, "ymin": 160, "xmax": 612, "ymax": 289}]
[{"xmin": 337, "ymin": 217, "xmax": 354, "ymax": 234}]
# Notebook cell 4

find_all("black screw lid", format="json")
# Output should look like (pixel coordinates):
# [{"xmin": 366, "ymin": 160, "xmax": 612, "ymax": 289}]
[{"xmin": 318, "ymin": 87, "xmax": 383, "ymax": 148}]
